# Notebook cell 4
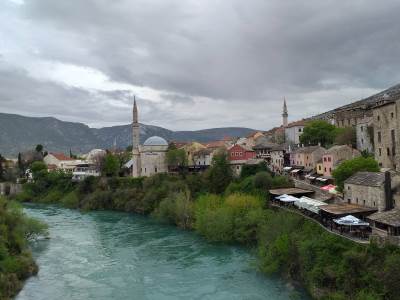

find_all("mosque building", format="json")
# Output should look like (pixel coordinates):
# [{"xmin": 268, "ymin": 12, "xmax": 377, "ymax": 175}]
[{"xmin": 131, "ymin": 98, "xmax": 169, "ymax": 177}]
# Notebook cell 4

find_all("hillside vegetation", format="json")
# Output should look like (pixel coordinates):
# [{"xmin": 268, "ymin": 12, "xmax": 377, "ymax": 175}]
[{"xmin": 0, "ymin": 198, "xmax": 48, "ymax": 299}]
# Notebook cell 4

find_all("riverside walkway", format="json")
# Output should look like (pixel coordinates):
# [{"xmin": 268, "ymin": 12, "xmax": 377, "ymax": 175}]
[{"xmin": 270, "ymin": 203, "xmax": 370, "ymax": 245}]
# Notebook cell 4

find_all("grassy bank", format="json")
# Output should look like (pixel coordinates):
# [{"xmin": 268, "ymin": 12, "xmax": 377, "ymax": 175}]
[
  {"xmin": 0, "ymin": 197, "xmax": 48, "ymax": 299},
  {"xmin": 14, "ymin": 162, "xmax": 400, "ymax": 300}
]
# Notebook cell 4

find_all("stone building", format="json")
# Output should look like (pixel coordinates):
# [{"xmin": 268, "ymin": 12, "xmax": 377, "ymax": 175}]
[
  {"xmin": 290, "ymin": 146, "xmax": 326, "ymax": 170},
  {"xmin": 131, "ymin": 99, "xmax": 168, "ymax": 177},
  {"xmin": 284, "ymin": 120, "xmax": 306, "ymax": 145},
  {"xmin": 356, "ymin": 116, "xmax": 374, "ymax": 154},
  {"xmin": 344, "ymin": 171, "xmax": 392, "ymax": 212},
  {"xmin": 372, "ymin": 99, "xmax": 399, "ymax": 170},
  {"xmin": 322, "ymin": 145, "xmax": 360, "ymax": 177},
  {"xmin": 270, "ymin": 145, "xmax": 285, "ymax": 174},
  {"xmin": 43, "ymin": 153, "xmax": 77, "ymax": 171}
]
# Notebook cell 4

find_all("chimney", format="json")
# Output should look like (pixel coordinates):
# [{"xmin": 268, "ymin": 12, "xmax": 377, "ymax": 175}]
[{"xmin": 384, "ymin": 171, "xmax": 392, "ymax": 210}]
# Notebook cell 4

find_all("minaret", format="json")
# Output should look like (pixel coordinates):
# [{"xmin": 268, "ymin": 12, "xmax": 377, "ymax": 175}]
[
  {"xmin": 282, "ymin": 97, "xmax": 288, "ymax": 127},
  {"xmin": 132, "ymin": 96, "xmax": 141, "ymax": 177}
]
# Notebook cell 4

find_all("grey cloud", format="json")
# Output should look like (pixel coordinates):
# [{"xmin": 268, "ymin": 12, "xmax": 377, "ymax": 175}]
[{"xmin": 1, "ymin": 0, "xmax": 400, "ymax": 130}]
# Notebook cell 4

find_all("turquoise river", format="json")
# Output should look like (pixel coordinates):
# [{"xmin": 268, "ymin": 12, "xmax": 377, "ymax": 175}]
[{"xmin": 18, "ymin": 205, "xmax": 309, "ymax": 300}]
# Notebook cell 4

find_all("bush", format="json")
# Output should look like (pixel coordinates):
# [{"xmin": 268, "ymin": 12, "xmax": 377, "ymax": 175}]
[
  {"xmin": 0, "ymin": 198, "xmax": 46, "ymax": 299},
  {"xmin": 60, "ymin": 191, "xmax": 79, "ymax": 209},
  {"xmin": 154, "ymin": 189, "xmax": 194, "ymax": 229},
  {"xmin": 194, "ymin": 193, "xmax": 264, "ymax": 244}
]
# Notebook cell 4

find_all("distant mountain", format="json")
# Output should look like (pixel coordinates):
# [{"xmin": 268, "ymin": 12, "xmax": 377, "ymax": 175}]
[{"xmin": 0, "ymin": 112, "xmax": 257, "ymax": 156}]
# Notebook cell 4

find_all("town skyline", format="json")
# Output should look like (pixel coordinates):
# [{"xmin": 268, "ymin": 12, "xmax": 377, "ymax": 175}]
[{"xmin": 1, "ymin": 0, "xmax": 400, "ymax": 130}]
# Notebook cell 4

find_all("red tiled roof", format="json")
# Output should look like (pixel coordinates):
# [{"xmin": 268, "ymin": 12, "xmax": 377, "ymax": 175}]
[
  {"xmin": 286, "ymin": 119, "xmax": 307, "ymax": 128},
  {"xmin": 49, "ymin": 153, "xmax": 73, "ymax": 161}
]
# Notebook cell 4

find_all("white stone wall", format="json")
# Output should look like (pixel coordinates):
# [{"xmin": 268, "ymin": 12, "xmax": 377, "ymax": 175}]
[
  {"xmin": 285, "ymin": 126, "xmax": 304, "ymax": 145},
  {"xmin": 344, "ymin": 183, "xmax": 385, "ymax": 212},
  {"xmin": 356, "ymin": 117, "xmax": 373, "ymax": 153},
  {"xmin": 140, "ymin": 145, "xmax": 168, "ymax": 177}
]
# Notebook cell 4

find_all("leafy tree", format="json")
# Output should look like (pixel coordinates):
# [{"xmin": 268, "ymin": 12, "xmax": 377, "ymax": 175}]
[
  {"xmin": 166, "ymin": 148, "xmax": 188, "ymax": 169},
  {"xmin": 35, "ymin": 144, "xmax": 43, "ymax": 153},
  {"xmin": 17, "ymin": 152, "xmax": 24, "ymax": 172},
  {"xmin": 0, "ymin": 154, "xmax": 5, "ymax": 181},
  {"xmin": 335, "ymin": 127, "xmax": 356, "ymax": 148},
  {"xmin": 300, "ymin": 120, "xmax": 338, "ymax": 147},
  {"xmin": 101, "ymin": 153, "xmax": 120, "ymax": 177},
  {"xmin": 332, "ymin": 156, "xmax": 380, "ymax": 191},
  {"xmin": 240, "ymin": 161, "xmax": 270, "ymax": 179},
  {"xmin": 205, "ymin": 151, "xmax": 232, "ymax": 194},
  {"xmin": 30, "ymin": 161, "xmax": 47, "ymax": 180},
  {"xmin": 253, "ymin": 171, "xmax": 273, "ymax": 190}
]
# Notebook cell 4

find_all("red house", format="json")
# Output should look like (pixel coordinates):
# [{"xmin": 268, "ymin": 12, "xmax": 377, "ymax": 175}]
[{"xmin": 228, "ymin": 144, "xmax": 256, "ymax": 161}]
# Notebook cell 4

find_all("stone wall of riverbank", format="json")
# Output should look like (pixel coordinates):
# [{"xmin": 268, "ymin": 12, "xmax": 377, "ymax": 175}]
[{"xmin": 0, "ymin": 182, "xmax": 22, "ymax": 196}]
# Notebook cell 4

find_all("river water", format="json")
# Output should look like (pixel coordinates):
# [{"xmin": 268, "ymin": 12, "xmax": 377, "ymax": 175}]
[{"xmin": 18, "ymin": 205, "xmax": 308, "ymax": 300}]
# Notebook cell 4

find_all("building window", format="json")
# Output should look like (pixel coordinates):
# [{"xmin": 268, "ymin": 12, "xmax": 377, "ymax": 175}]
[
  {"xmin": 356, "ymin": 198, "xmax": 358, "ymax": 203},
  {"xmin": 377, "ymin": 115, "xmax": 380, "ymax": 121},
  {"xmin": 373, "ymin": 201, "xmax": 376, "ymax": 207},
  {"xmin": 347, "ymin": 199, "xmax": 351, "ymax": 204},
  {"xmin": 361, "ymin": 126, "xmax": 364, "ymax": 132},
  {"xmin": 378, "ymin": 131, "xmax": 381, "ymax": 143},
  {"xmin": 328, "ymin": 157, "xmax": 331, "ymax": 162},
  {"xmin": 348, "ymin": 186, "xmax": 350, "ymax": 190},
  {"xmin": 324, "ymin": 167, "xmax": 327, "ymax": 172},
  {"xmin": 361, "ymin": 138, "xmax": 364, "ymax": 145},
  {"xmin": 391, "ymin": 112, "xmax": 394, "ymax": 119},
  {"xmin": 348, "ymin": 119, "xmax": 350, "ymax": 125},
  {"xmin": 144, "ymin": 167, "xmax": 147, "ymax": 173},
  {"xmin": 363, "ymin": 200, "xmax": 366, "ymax": 205},
  {"xmin": 379, "ymin": 148, "xmax": 382, "ymax": 156},
  {"xmin": 155, "ymin": 167, "xmax": 158, "ymax": 173},
  {"xmin": 387, "ymin": 148, "xmax": 390, "ymax": 156},
  {"xmin": 329, "ymin": 168, "xmax": 332, "ymax": 172},
  {"xmin": 299, "ymin": 128, "xmax": 302, "ymax": 132}
]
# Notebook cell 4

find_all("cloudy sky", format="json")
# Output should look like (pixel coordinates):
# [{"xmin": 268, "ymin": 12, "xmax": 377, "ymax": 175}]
[{"xmin": 1, "ymin": 0, "xmax": 400, "ymax": 130}]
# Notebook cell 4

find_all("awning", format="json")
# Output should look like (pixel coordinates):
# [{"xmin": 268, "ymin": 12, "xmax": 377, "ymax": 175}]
[
  {"xmin": 294, "ymin": 196, "xmax": 328, "ymax": 214},
  {"xmin": 334, "ymin": 215, "xmax": 370, "ymax": 226},
  {"xmin": 321, "ymin": 184, "xmax": 336, "ymax": 191},
  {"xmin": 283, "ymin": 167, "xmax": 292, "ymax": 171},
  {"xmin": 276, "ymin": 194, "xmax": 299, "ymax": 202},
  {"xmin": 316, "ymin": 177, "xmax": 328, "ymax": 182},
  {"xmin": 308, "ymin": 176, "xmax": 316, "ymax": 180},
  {"xmin": 304, "ymin": 174, "xmax": 311, "ymax": 178},
  {"xmin": 291, "ymin": 169, "xmax": 301, "ymax": 173}
]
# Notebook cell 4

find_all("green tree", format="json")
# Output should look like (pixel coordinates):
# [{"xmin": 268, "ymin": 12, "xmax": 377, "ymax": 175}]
[
  {"xmin": 35, "ymin": 144, "xmax": 43, "ymax": 153},
  {"xmin": 0, "ymin": 154, "xmax": 5, "ymax": 181},
  {"xmin": 332, "ymin": 156, "xmax": 380, "ymax": 191},
  {"xmin": 240, "ymin": 161, "xmax": 270, "ymax": 179},
  {"xmin": 17, "ymin": 152, "xmax": 24, "ymax": 173},
  {"xmin": 300, "ymin": 120, "xmax": 338, "ymax": 147},
  {"xmin": 166, "ymin": 148, "xmax": 188, "ymax": 169},
  {"xmin": 101, "ymin": 153, "xmax": 120, "ymax": 177},
  {"xmin": 30, "ymin": 161, "xmax": 47, "ymax": 180},
  {"xmin": 205, "ymin": 151, "xmax": 232, "ymax": 194},
  {"xmin": 335, "ymin": 127, "xmax": 357, "ymax": 148}
]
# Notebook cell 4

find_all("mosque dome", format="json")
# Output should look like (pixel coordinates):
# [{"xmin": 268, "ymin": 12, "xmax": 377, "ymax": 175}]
[{"xmin": 143, "ymin": 136, "xmax": 168, "ymax": 146}]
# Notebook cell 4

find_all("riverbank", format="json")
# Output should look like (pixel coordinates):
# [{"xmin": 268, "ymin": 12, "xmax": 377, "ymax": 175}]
[
  {"xmin": 0, "ymin": 197, "xmax": 48, "ymax": 299},
  {"xmin": 13, "ymin": 162, "xmax": 400, "ymax": 300}
]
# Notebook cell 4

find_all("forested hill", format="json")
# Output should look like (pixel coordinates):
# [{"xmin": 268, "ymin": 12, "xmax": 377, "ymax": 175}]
[{"xmin": 0, "ymin": 112, "xmax": 256, "ymax": 156}]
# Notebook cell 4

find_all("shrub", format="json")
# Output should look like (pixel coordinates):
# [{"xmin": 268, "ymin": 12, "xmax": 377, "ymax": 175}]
[{"xmin": 60, "ymin": 191, "xmax": 79, "ymax": 209}]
